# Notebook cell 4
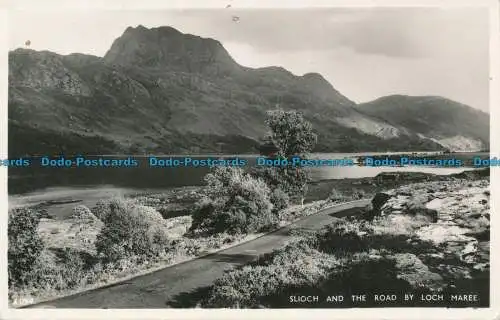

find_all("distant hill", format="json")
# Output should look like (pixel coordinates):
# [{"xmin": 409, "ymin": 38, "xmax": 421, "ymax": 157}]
[
  {"xmin": 8, "ymin": 25, "xmax": 488, "ymax": 155},
  {"xmin": 355, "ymin": 95, "xmax": 489, "ymax": 152}
]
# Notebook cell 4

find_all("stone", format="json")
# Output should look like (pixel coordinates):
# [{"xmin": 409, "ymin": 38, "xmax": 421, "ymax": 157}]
[
  {"xmin": 437, "ymin": 265, "xmax": 472, "ymax": 280},
  {"xmin": 473, "ymin": 263, "xmax": 489, "ymax": 271},
  {"xmin": 362, "ymin": 193, "xmax": 391, "ymax": 221},
  {"xmin": 392, "ymin": 253, "xmax": 445, "ymax": 291},
  {"xmin": 372, "ymin": 192, "xmax": 392, "ymax": 211},
  {"xmin": 398, "ymin": 190, "xmax": 413, "ymax": 196},
  {"xmin": 407, "ymin": 203, "xmax": 439, "ymax": 223}
]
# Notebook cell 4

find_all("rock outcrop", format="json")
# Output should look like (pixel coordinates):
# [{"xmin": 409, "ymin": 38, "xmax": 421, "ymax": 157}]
[{"xmin": 368, "ymin": 178, "xmax": 490, "ymax": 277}]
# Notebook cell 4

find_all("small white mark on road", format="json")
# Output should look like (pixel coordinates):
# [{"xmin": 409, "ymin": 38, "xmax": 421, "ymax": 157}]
[{"xmin": 36, "ymin": 305, "xmax": 56, "ymax": 308}]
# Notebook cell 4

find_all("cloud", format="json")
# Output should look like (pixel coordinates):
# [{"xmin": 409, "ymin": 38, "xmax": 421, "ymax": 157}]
[{"xmin": 163, "ymin": 7, "xmax": 488, "ymax": 59}]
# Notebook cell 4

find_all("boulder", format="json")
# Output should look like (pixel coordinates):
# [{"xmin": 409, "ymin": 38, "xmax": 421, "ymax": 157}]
[
  {"xmin": 398, "ymin": 190, "xmax": 413, "ymax": 197},
  {"xmin": 372, "ymin": 192, "xmax": 391, "ymax": 211},
  {"xmin": 392, "ymin": 253, "xmax": 445, "ymax": 291},
  {"xmin": 406, "ymin": 198, "xmax": 438, "ymax": 222},
  {"xmin": 361, "ymin": 193, "xmax": 391, "ymax": 221},
  {"xmin": 412, "ymin": 207, "xmax": 438, "ymax": 223}
]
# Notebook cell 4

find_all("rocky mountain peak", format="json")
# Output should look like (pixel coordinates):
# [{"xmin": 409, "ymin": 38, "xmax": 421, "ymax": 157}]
[
  {"xmin": 103, "ymin": 25, "xmax": 240, "ymax": 75},
  {"xmin": 8, "ymin": 25, "xmax": 489, "ymax": 155}
]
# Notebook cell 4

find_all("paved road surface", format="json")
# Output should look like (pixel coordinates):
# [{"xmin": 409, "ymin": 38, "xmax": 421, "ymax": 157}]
[{"xmin": 26, "ymin": 199, "xmax": 370, "ymax": 309}]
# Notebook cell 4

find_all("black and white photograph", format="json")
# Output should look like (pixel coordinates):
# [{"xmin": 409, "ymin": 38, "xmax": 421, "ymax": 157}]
[{"xmin": 3, "ymin": 0, "xmax": 498, "ymax": 317}]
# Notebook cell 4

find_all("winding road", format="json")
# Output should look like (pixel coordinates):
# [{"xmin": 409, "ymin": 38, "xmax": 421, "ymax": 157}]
[{"xmin": 25, "ymin": 199, "xmax": 370, "ymax": 309}]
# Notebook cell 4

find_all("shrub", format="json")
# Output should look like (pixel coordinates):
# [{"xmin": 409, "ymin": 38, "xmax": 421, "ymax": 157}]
[
  {"xmin": 190, "ymin": 197, "xmax": 222, "ymax": 234},
  {"xmin": 251, "ymin": 166, "xmax": 310, "ymax": 202},
  {"xmin": 206, "ymin": 241, "xmax": 338, "ymax": 308},
  {"xmin": 281, "ymin": 167, "xmax": 310, "ymax": 202},
  {"xmin": 351, "ymin": 188, "xmax": 366, "ymax": 200},
  {"xmin": 133, "ymin": 196, "xmax": 162, "ymax": 207},
  {"xmin": 8, "ymin": 208, "xmax": 45, "ymax": 286},
  {"xmin": 328, "ymin": 189, "xmax": 345, "ymax": 203},
  {"xmin": 249, "ymin": 167, "xmax": 281, "ymax": 190},
  {"xmin": 316, "ymin": 218, "xmax": 373, "ymax": 254},
  {"xmin": 91, "ymin": 199, "xmax": 110, "ymax": 221},
  {"xmin": 71, "ymin": 205, "xmax": 97, "ymax": 221},
  {"xmin": 95, "ymin": 201, "xmax": 171, "ymax": 263},
  {"xmin": 20, "ymin": 248, "xmax": 95, "ymax": 292},
  {"xmin": 190, "ymin": 167, "xmax": 276, "ymax": 235},
  {"xmin": 270, "ymin": 188, "xmax": 290, "ymax": 214},
  {"xmin": 91, "ymin": 197, "xmax": 131, "ymax": 221}
]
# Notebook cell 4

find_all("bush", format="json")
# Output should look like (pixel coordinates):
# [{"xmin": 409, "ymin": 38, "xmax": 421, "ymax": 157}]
[
  {"xmin": 8, "ymin": 208, "xmax": 45, "ymax": 286},
  {"xmin": 270, "ymin": 188, "xmax": 290, "ymax": 214},
  {"xmin": 190, "ymin": 167, "xmax": 276, "ymax": 235},
  {"xmin": 206, "ymin": 241, "xmax": 338, "ymax": 308},
  {"xmin": 316, "ymin": 218, "xmax": 373, "ymax": 254},
  {"xmin": 71, "ymin": 205, "xmax": 97, "ymax": 221},
  {"xmin": 91, "ymin": 199, "xmax": 110, "ymax": 221},
  {"xmin": 328, "ymin": 189, "xmax": 345, "ymax": 203},
  {"xmin": 95, "ymin": 201, "xmax": 171, "ymax": 263},
  {"xmin": 351, "ymin": 188, "xmax": 366, "ymax": 200},
  {"xmin": 19, "ymin": 248, "xmax": 96, "ymax": 292},
  {"xmin": 91, "ymin": 197, "xmax": 131, "ymax": 221},
  {"xmin": 248, "ymin": 167, "xmax": 282, "ymax": 191},
  {"xmin": 249, "ymin": 166, "xmax": 309, "ymax": 203}
]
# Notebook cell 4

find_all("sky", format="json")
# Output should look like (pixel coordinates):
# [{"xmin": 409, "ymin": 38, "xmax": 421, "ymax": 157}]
[{"xmin": 8, "ymin": 7, "xmax": 491, "ymax": 112}]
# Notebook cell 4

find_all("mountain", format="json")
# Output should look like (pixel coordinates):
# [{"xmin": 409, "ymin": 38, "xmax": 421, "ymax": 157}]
[
  {"xmin": 8, "ymin": 25, "xmax": 488, "ymax": 156},
  {"xmin": 354, "ymin": 95, "xmax": 489, "ymax": 152}
]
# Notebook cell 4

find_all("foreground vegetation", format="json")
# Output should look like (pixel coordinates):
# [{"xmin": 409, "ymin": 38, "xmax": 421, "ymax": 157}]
[
  {"xmin": 8, "ymin": 181, "xmax": 348, "ymax": 306},
  {"xmin": 199, "ymin": 177, "xmax": 489, "ymax": 308},
  {"xmin": 8, "ymin": 109, "xmax": 326, "ymax": 306}
]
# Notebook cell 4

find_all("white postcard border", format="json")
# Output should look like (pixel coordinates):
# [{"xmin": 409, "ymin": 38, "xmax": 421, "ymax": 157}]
[{"xmin": 1, "ymin": 0, "xmax": 499, "ymax": 319}]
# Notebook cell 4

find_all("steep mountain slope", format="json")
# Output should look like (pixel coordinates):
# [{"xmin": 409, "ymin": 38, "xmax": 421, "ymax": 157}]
[
  {"xmin": 355, "ymin": 95, "xmax": 489, "ymax": 152},
  {"xmin": 8, "ymin": 25, "xmax": 485, "ymax": 155}
]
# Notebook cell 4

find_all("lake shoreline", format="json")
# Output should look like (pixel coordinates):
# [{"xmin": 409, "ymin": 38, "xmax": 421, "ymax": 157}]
[{"xmin": 9, "ymin": 167, "xmax": 489, "ymax": 221}]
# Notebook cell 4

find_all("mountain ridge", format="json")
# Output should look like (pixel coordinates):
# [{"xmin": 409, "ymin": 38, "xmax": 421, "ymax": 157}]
[{"xmin": 8, "ymin": 25, "xmax": 489, "ymax": 155}]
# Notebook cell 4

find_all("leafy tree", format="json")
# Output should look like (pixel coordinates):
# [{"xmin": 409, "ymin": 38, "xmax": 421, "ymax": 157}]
[
  {"xmin": 258, "ymin": 109, "xmax": 317, "ymax": 203},
  {"xmin": 265, "ymin": 108, "xmax": 317, "ymax": 158}
]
